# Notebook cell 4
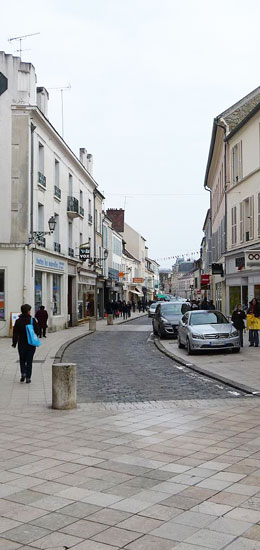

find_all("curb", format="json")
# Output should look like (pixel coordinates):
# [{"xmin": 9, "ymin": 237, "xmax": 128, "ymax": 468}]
[
  {"xmin": 55, "ymin": 312, "xmax": 148, "ymax": 363},
  {"xmin": 154, "ymin": 337, "xmax": 258, "ymax": 396}
]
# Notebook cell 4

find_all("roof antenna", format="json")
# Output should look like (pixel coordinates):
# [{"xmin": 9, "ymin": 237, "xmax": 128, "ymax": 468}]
[
  {"xmin": 48, "ymin": 85, "xmax": 71, "ymax": 138},
  {"xmin": 8, "ymin": 32, "xmax": 40, "ymax": 60}
]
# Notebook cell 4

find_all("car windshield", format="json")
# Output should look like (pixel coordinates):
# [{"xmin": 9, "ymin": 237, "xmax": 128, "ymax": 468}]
[
  {"xmin": 190, "ymin": 311, "xmax": 229, "ymax": 325},
  {"xmin": 150, "ymin": 303, "xmax": 157, "ymax": 309},
  {"xmin": 161, "ymin": 303, "xmax": 183, "ymax": 314}
]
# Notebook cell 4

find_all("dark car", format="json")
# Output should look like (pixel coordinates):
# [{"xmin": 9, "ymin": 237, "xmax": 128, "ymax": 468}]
[{"xmin": 152, "ymin": 301, "xmax": 191, "ymax": 338}]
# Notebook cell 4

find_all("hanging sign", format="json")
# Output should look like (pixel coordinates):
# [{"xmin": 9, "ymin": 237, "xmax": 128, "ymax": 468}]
[{"xmin": 79, "ymin": 247, "xmax": 90, "ymax": 261}]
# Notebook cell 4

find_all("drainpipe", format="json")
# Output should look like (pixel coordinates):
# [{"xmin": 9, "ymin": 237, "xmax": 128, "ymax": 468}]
[
  {"xmin": 93, "ymin": 190, "xmax": 97, "ymax": 318},
  {"xmin": 30, "ymin": 122, "xmax": 36, "ymax": 236}
]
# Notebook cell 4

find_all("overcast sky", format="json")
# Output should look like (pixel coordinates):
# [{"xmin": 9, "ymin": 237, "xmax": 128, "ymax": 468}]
[{"xmin": 2, "ymin": 0, "xmax": 260, "ymax": 267}]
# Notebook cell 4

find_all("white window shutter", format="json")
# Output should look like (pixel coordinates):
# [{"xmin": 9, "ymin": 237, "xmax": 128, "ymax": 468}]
[
  {"xmin": 240, "ymin": 202, "xmax": 244, "ymax": 242},
  {"xmin": 239, "ymin": 141, "xmax": 243, "ymax": 180},
  {"xmin": 249, "ymin": 196, "xmax": 254, "ymax": 239}
]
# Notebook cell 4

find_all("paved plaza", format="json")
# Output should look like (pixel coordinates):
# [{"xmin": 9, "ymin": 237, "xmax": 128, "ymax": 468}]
[{"xmin": 1, "ymin": 315, "xmax": 260, "ymax": 548}]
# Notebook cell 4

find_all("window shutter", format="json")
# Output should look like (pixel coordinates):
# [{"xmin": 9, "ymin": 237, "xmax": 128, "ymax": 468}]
[
  {"xmin": 239, "ymin": 141, "xmax": 243, "ymax": 180},
  {"xmin": 240, "ymin": 202, "xmax": 244, "ymax": 242},
  {"xmin": 249, "ymin": 196, "xmax": 254, "ymax": 239}
]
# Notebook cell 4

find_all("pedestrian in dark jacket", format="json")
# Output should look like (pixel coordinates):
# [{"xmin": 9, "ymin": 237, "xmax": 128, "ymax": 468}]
[
  {"xmin": 247, "ymin": 298, "xmax": 260, "ymax": 347},
  {"xmin": 200, "ymin": 297, "xmax": 208, "ymax": 310},
  {"xmin": 232, "ymin": 304, "xmax": 246, "ymax": 347},
  {"xmin": 208, "ymin": 300, "xmax": 216, "ymax": 310},
  {"xmin": 12, "ymin": 304, "xmax": 39, "ymax": 383},
  {"xmin": 137, "ymin": 300, "xmax": 141, "ymax": 313},
  {"xmin": 35, "ymin": 305, "xmax": 48, "ymax": 337}
]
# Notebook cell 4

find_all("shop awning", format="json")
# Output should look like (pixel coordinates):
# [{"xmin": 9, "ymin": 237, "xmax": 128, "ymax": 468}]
[{"xmin": 130, "ymin": 289, "xmax": 143, "ymax": 296}]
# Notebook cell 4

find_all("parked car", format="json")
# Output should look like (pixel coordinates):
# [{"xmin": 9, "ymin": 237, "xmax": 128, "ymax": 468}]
[
  {"xmin": 148, "ymin": 301, "xmax": 163, "ymax": 318},
  {"xmin": 153, "ymin": 301, "xmax": 191, "ymax": 338},
  {"xmin": 178, "ymin": 310, "xmax": 240, "ymax": 355}
]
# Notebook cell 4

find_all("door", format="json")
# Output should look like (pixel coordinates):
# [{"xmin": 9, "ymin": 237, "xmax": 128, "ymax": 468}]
[{"xmin": 68, "ymin": 276, "xmax": 73, "ymax": 327}]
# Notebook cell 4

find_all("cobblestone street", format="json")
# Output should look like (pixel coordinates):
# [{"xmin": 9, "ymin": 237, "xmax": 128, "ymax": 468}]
[{"xmin": 64, "ymin": 316, "xmax": 249, "ymax": 402}]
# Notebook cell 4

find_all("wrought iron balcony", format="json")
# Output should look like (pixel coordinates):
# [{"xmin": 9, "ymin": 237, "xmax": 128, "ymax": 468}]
[
  {"xmin": 88, "ymin": 213, "xmax": 93, "ymax": 223},
  {"xmin": 38, "ymin": 171, "xmax": 46, "ymax": 188},
  {"xmin": 68, "ymin": 247, "xmax": 74, "ymax": 257},
  {"xmin": 67, "ymin": 196, "xmax": 79, "ymax": 219},
  {"xmin": 79, "ymin": 206, "xmax": 84, "ymax": 217},
  {"xmin": 54, "ymin": 185, "xmax": 61, "ymax": 199},
  {"xmin": 54, "ymin": 242, "xmax": 61, "ymax": 253}
]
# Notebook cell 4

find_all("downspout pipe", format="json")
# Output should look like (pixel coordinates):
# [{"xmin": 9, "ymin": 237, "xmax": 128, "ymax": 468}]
[{"xmin": 30, "ymin": 122, "xmax": 36, "ymax": 236}]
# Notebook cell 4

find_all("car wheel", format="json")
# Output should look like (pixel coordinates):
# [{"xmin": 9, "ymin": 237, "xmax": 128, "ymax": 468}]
[
  {"xmin": 178, "ymin": 336, "xmax": 184, "ymax": 349},
  {"xmin": 232, "ymin": 347, "xmax": 240, "ymax": 353},
  {"xmin": 186, "ymin": 338, "xmax": 193, "ymax": 355}
]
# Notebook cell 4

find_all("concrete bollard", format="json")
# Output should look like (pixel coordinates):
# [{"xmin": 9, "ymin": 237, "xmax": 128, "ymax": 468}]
[
  {"xmin": 107, "ymin": 314, "xmax": 113, "ymax": 325},
  {"xmin": 52, "ymin": 363, "xmax": 77, "ymax": 410},
  {"xmin": 89, "ymin": 317, "xmax": 96, "ymax": 331}
]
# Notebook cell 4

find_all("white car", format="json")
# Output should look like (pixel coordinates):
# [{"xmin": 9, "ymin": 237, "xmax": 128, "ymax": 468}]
[{"xmin": 178, "ymin": 310, "xmax": 240, "ymax": 355}]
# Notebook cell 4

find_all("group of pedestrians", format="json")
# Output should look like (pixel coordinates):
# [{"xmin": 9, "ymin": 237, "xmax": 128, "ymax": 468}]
[
  {"xmin": 106, "ymin": 298, "xmax": 147, "ymax": 319},
  {"xmin": 232, "ymin": 298, "xmax": 260, "ymax": 348}
]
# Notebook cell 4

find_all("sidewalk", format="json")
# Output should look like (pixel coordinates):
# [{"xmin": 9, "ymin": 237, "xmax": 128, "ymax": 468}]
[
  {"xmin": 156, "ymin": 336, "xmax": 260, "ymax": 394},
  {"xmin": 0, "ymin": 311, "xmax": 146, "ymax": 410}
]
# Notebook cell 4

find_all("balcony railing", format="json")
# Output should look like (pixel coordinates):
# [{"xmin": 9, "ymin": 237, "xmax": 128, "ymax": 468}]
[
  {"xmin": 79, "ymin": 206, "xmax": 84, "ymax": 217},
  {"xmin": 88, "ymin": 213, "xmax": 93, "ymax": 223},
  {"xmin": 54, "ymin": 242, "xmax": 61, "ymax": 253},
  {"xmin": 38, "ymin": 172, "xmax": 46, "ymax": 188},
  {"xmin": 54, "ymin": 185, "xmax": 61, "ymax": 199},
  {"xmin": 67, "ymin": 196, "xmax": 79, "ymax": 218},
  {"xmin": 68, "ymin": 247, "xmax": 74, "ymax": 257}
]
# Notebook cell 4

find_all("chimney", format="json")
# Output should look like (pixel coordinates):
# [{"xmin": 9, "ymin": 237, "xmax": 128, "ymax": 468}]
[
  {"xmin": 87, "ymin": 153, "xmax": 93, "ymax": 175},
  {"xmin": 106, "ymin": 209, "xmax": 125, "ymax": 232},
  {"xmin": 36, "ymin": 87, "xmax": 49, "ymax": 117},
  {"xmin": 79, "ymin": 147, "xmax": 87, "ymax": 168}
]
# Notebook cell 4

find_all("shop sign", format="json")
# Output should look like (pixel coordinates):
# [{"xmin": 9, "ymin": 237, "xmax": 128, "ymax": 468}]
[
  {"xmin": 35, "ymin": 256, "xmax": 65, "ymax": 271},
  {"xmin": 245, "ymin": 250, "xmax": 260, "ymax": 268},
  {"xmin": 79, "ymin": 247, "xmax": 90, "ymax": 261},
  {"xmin": 133, "ymin": 277, "xmax": 144, "ymax": 283},
  {"xmin": 118, "ymin": 272, "xmax": 124, "ymax": 278},
  {"xmin": 201, "ymin": 274, "xmax": 210, "ymax": 289},
  {"xmin": 211, "ymin": 263, "xmax": 224, "ymax": 276}
]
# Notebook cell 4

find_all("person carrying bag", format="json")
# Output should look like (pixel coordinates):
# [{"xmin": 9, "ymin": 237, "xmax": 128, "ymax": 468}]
[{"xmin": 12, "ymin": 304, "xmax": 40, "ymax": 383}]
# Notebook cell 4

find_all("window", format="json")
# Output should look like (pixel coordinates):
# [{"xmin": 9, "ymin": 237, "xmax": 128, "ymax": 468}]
[
  {"xmin": 38, "ymin": 143, "xmax": 44, "ymax": 174},
  {"xmin": 68, "ymin": 222, "xmax": 72, "ymax": 249},
  {"xmin": 80, "ymin": 232, "xmax": 83, "ymax": 245},
  {"xmin": 95, "ymin": 209, "xmax": 98, "ymax": 229},
  {"xmin": 103, "ymin": 224, "xmax": 108, "ymax": 248},
  {"xmin": 243, "ymin": 196, "xmax": 254, "ymax": 241},
  {"xmin": 0, "ymin": 270, "xmax": 5, "ymax": 319},
  {"xmin": 231, "ymin": 141, "xmax": 243, "ymax": 184},
  {"xmin": 53, "ymin": 274, "xmax": 61, "ymax": 315},
  {"xmin": 55, "ymin": 159, "xmax": 59, "ymax": 187},
  {"xmin": 80, "ymin": 190, "xmax": 83, "ymax": 207},
  {"xmin": 35, "ymin": 271, "xmax": 42, "ymax": 312},
  {"xmin": 231, "ymin": 206, "xmax": 237, "ymax": 245},
  {"xmin": 38, "ymin": 203, "xmax": 44, "ymax": 231},
  {"xmin": 98, "ymin": 213, "xmax": 102, "ymax": 233},
  {"xmin": 88, "ymin": 199, "xmax": 91, "ymax": 213},
  {"xmin": 113, "ymin": 236, "xmax": 122, "ymax": 256}
]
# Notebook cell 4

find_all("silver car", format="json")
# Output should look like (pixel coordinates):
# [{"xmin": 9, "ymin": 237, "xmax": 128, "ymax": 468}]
[
  {"xmin": 178, "ymin": 310, "xmax": 240, "ymax": 355},
  {"xmin": 148, "ymin": 301, "xmax": 163, "ymax": 318}
]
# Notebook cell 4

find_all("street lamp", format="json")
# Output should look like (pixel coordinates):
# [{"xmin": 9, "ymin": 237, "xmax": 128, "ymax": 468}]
[{"xmin": 28, "ymin": 216, "xmax": 56, "ymax": 244}]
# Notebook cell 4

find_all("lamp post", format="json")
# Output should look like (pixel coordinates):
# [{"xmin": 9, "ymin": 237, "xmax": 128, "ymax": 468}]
[{"xmin": 28, "ymin": 216, "xmax": 56, "ymax": 245}]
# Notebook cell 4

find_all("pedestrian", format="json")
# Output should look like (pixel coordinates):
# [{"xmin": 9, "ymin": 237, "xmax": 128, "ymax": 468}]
[
  {"xmin": 208, "ymin": 300, "xmax": 216, "ymax": 310},
  {"xmin": 12, "ymin": 304, "xmax": 39, "ymax": 383},
  {"xmin": 122, "ymin": 301, "xmax": 127, "ymax": 320},
  {"xmin": 131, "ymin": 299, "xmax": 136, "ymax": 313},
  {"xmin": 127, "ymin": 301, "xmax": 131, "ymax": 318},
  {"xmin": 138, "ymin": 300, "xmax": 142, "ymax": 313},
  {"xmin": 247, "ymin": 298, "xmax": 260, "ymax": 347},
  {"xmin": 35, "ymin": 305, "xmax": 48, "ymax": 338},
  {"xmin": 200, "ymin": 297, "xmax": 208, "ymax": 310},
  {"xmin": 232, "ymin": 304, "xmax": 246, "ymax": 347}
]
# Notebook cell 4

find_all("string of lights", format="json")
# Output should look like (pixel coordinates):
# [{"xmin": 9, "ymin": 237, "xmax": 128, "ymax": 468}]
[{"xmin": 155, "ymin": 251, "xmax": 200, "ymax": 262}]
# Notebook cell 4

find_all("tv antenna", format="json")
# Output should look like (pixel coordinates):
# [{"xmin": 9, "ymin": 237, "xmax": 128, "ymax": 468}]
[
  {"xmin": 8, "ymin": 32, "xmax": 40, "ymax": 60},
  {"xmin": 48, "ymin": 84, "xmax": 71, "ymax": 138}
]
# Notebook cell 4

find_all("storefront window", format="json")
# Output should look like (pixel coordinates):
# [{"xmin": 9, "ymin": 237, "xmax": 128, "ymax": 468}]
[
  {"xmin": 229, "ymin": 286, "xmax": 241, "ymax": 314},
  {"xmin": 254, "ymin": 285, "xmax": 260, "ymax": 301},
  {"xmin": 78, "ymin": 284, "xmax": 94, "ymax": 319},
  {"xmin": 0, "ymin": 270, "xmax": 4, "ymax": 319},
  {"xmin": 35, "ymin": 271, "xmax": 42, "ymax": 312},
  {"xmin": 53, "ymin": 274, "xmax": 61, "ymax": 315}
]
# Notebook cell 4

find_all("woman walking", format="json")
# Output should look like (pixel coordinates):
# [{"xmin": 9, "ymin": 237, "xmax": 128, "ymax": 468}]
[
  {"xmin": 247, "ymin": 298, "xmax": 260, "ymax": 347},
  {"xmin": 12, "ymin": 304, "xmax": 39, "ymax": 383}
]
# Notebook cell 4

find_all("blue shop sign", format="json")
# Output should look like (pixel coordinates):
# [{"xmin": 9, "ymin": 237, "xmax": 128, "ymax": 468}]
[{"xmin": 35, "ymin": 256, "xmax": 65, "ymax": 271}]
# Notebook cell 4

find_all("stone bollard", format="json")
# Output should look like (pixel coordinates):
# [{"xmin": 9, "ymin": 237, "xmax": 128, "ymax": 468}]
[
  {"xmin": 52, "ymin": 363, "xmax": 77, "ymax": 410},
  {"xmin": 107, "ymin": 314, "xmax": 113, "ymax": 325},
  {"xmin": 89, "ymin": 317, "xmax": 96, "ymax": 331}
]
